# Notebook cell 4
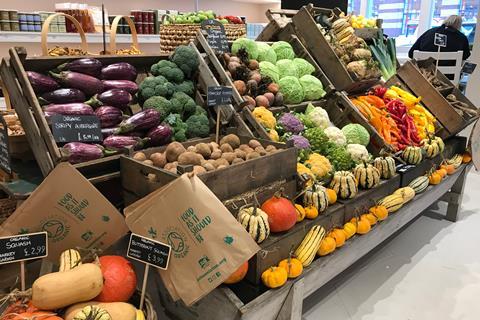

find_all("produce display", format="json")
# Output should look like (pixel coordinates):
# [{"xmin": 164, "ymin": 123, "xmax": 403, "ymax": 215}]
[
  {"xmin": 223, "ymin": 38, "xmax": 327, "ymax": 108},
  {"xmin": 163, "ymin": 11, "xmax": 243, "ymax": 25}
]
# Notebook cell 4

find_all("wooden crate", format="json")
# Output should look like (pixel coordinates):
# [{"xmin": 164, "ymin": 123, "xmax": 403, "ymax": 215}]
[
  {"xmin": 395, "ymin": 60, "xmax": 478, "ymax": 138},
  {"xmin": 121, "ymin": 136, "xmax": 297, "ymax": 203},
  {"xmin": 292, "ymin": 6, "xmax": 380, "ymax": 93},
  {"xmin": 256, "ymin": 8, "xmax": 298, "ymax": 41}
]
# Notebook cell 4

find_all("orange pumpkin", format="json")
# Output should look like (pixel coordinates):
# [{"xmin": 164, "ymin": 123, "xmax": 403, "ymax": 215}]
[
  {"xmin": 278, "ymin": 258, "xmax": 303, "ymax": 278},
  {"xmin": 429, "ymin": 171, "xmax": 442, "ymax": 185},
  {"xmin": 437, "ymin": 168, "xmax": 447, "ymax": 178},
  {"xmin": 304, "ymin": 205, "xmax": 319, "ymax": 219},
  {"xmin": 224, "ymin": 261, "xmax": 248, "ymax": 284},
  {"xmin": 317, "ymin": 237, "xmax": 336, "ymax": 256},
  {"xmin": 343, "ymin": 222, "xmax": 356, "ymax": 239},
  {"xmin": 463, "ymin": 153, "xmax": 472, "ymax": 163},
  {"xmin": 12, "ymin": 312, "xmax": 61, "ymax": 320},
  {"xmin": 325, "ymin": 188, "xmax": 337, "ymax": 205},
  {"xmin": 261, "ymin": 195, "xmax": 297, "ymax": 232},
  {"xmin": 328, "ymin": 229, "xmax": 346, "ymax": 248},
  {"xmin": 96, "ymin": 255, "xmax": 137, "ymax": 302},
  {"xmin": 441, "ymin": 164, "xmax": 455, "ymax": 175},
  {"xmin": 361, "ymin": 213, "xmax": 377, "ymax": 226},
  {"xmin": 294, "ymin": 204, "xmax": 306, "ymax": 222},
  {"xmin": 356, "ymin": 219, "xmax": 371, "ymax": 235},
  {"xmin": 369, "ymin": 205, "xmax": 388, "ymax": 221}
]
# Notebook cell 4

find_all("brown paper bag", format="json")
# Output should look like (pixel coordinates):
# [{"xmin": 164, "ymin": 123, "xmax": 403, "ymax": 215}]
[
  {"xmin": 124, "ymin": 174, "xmax": 260, "ymax": 306},
  {"xmin": 0, "ymin": 163, "xmax": 128, "ymax": 261}
]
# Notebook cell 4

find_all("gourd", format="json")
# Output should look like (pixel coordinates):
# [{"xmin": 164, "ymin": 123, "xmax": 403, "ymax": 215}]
[
  {"xmin": 421, "ymin": 138, "xmax": 440, "ymax": 158},
  {"xmin": 429, "ymin": 171, "xmax": 442, "ymax": 185},
  {"xmin": 261, "ymin": 194, "xmax": 297, "ymax": 232},
  {"xmin": 463, "ymin": 152, "xmax": 472, "ymax": 163},
  {"xmin": 294, "ymin": 204, "xmax": 306, "ymax": 222},
  {"xmin": 434, "ymin": 136, "xmax": 445, "ymax": 153},
  {"xmin": 325, "ymin": 188, "xmax": 337, "ymax": 204},
  {"xmin": 65, "ymin": 302, "xmax": 137, "ymax": 320},
  {"xmin": 328, "ymin": 229, "xmax": 346, "ymax": 248},
  {"xmin": 329, "ymin": 171, "xmax": 358, "ymax": 199},
  {"xmin": 317, "ymin": 236, "xmax": 336, "ymax": 256},
  {"xmin": 294, "ymin": 225, "xmax": 326, "ymax": 266},
  {"xmin": 238, "ymin": 206, "xmax": 270, "ymax": 244},
  {"xmin": 361, "ymin": 213, "xmax": 377, "ymax": 226},
  {"xmin": 261, "ymin": 267, "xmax": 288, "ymax": 289},
  {"xmin": 369, "ymin": 205, "xmax": 388, "ymax": 221},
  {"xmin": 11, "ymin": 312, "xmax": 62, "ymax": 320},
  {"xmin": 353, "ymin": 162, "xmax": 380, "ymax": 189},
  {"xmin": 402, "ymin": 146, "xmax": 422, "ymax": 165},
  {"xmin": 408, "ymin": 176, "xmax": 429, "ymax": 194},
  {"xmin": 393, "ymin": 187, "xmax": 416, "ymax": 203},
  {"xmin": 437, "ymin": 167, "xmax": 447, "ymax": 178},
  {"xmin": 73, "ymin": 306, "xmax": 111, "ymax": 320},
  {"xmin": 440, "ymin": 163, "xmax": 455, "ymax": 175},
  {"xmin": 278, "ymin": 258, "xmax": 303, "ymax": 278},
  {"xmin": 96, "ymin": 256, "xmax": 137, "ymax": 303},
  {"xmin": 373, "ymin": 156, "xmax": 396, "ymax": 179},
  {"xmin": 304, "ymin": 205, "xmax": 318, "ymax": 219},
  {"xmin": 224, "ymin": 261, "xmax": 248, "ymax": 284},
  {"xmin": 356, "ymin": 218, "xmax": 371, "ymax": 235},
  {"xmin": 343, "ymin": 222, "xmax": 356, "ymax": 239},
  {"xmin": 59, "ymin": 249, "xmax": 82, "ymax": 272},
  {"xmin": 378, "ymin": 194, "xmax": 404, "ymax": 213},
  {"xmin": 447, "ymin": 154, "xmax": 463, "ymax": 169},
  {"xmin": 303, "ymin": 184, "xmax": 329, "ymax": 213},
  {"xmin": 32, "ymin": 263, "xmax": 104, "ymax": 310},
  {"xmin": 135, "ymin": 311, "xmax": 145, "ymax": 320}
]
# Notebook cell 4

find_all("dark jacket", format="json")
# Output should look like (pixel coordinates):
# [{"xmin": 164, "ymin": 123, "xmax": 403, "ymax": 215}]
[{"xmin": 408, "ymin": 25, "xmax": 471, "ymax": 61}]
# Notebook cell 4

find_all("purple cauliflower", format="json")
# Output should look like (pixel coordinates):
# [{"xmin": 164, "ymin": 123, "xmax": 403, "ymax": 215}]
[
  {"xmin": 277, "ymin": 113, "xmax": 304, "ymax": 134},
  {"xmin": 288, "ymin": 135, "xmax": 310, "ymax": 150}
]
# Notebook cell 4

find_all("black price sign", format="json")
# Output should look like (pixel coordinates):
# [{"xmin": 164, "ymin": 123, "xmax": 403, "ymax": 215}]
[
  {"xmin": 0, "ymin": 232, "xmax": 48, "ymax": 265},
  {"xmin": 207, "ymin": 86, "xmax": 233, "ymax": 106},
  {"xmin": 51, "ymin": 115, "xmax": 102, "ymax": 143},
  {"xmin": 434, "ymin": 33, "xmax": 447, "ymax": 47},
  {"xmin": 462, "ymin": 62, "xmax": 477, "ymax": 75},
  {"xmin": 127, "ymin": 233, "xmax": 171, "ymax": 270},
  {"xmin": 396, "ymin": 164, "xmax": 416, "ymax": 173},
  {"xmin": 201, "ymin": 19, "xmax": 229, "ymax": 54},
  {"xmin": 0, "ymin": 115, "xmax": 11, "ymax": 174}
]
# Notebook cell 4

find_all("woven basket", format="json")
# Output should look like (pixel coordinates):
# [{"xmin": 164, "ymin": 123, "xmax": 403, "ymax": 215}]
[
  {"xmin": 130, "ymin": 290, "xmax": 157, "ymax": 320},
  {"xmin": 0, "ymin": 198, "xmax": 17, "ymax": 225},
  {"xmin": 160, "ymin": 24, "xmax": 246, "ymax": 53}
]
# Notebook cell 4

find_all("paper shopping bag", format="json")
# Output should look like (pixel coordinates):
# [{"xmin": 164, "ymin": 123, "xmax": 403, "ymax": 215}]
[
  {"xmin": 124, "ymin": 173, "xmax": 260, "ymax": 306},
  {"xmin": 0, "ymin": 163, "xmax": 128, "ymax": 261}
]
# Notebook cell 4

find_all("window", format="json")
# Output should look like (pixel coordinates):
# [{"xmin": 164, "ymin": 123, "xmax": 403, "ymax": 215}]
[
  {"xmin": 431, "ymin": 0, "xmax": 478, "ymax": 43},
  {"xmin": 348, "ymin": 0, "xmax": 362, "ymax": 14}
]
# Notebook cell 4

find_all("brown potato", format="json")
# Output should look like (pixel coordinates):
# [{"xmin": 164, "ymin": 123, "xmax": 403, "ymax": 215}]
[
  {"xmin": 217, "ymin": 165, "xmax": 228, "ymax": 169},
  {"xmin": 193, "ymin": 165, "xmax": 207, "ymax": 175},
  {"xmin": 178, "ymin": 152, "xmax": 202, "ymax": 166},
  {"xmin": 220, "ymin": 134, "xmax": 241, "ymax": 149},
  {"xmin": 246, "ymin": 152, "xmax": 261, "ymax": 160},
  {"xmin": 221, "ymin": 152, "xmax": 236, "ymax": 164},
  {"xmin": 213, "ymin": 158, "xmax": 229, "ymax": 168},
  {"xmin": 238, "ymin": 144, "xmax": 250, "ymax": 151},
  {"xmin": 255, "ymin": 146, "xmax": 267, "ymax": 156},
  {"xmin": 143, "ymin": 159, "xmax": 154, "ymax": 166},
  {"xmin": 202, "ymin": 163, "xmax": 216, "ymax": 171},
  {"xmin": 150, "ymin": 152, "xmax": 166, "ymax": 168},
  {"xmin": 187, "ymin": 146, "xmax": 196, "ymax": 152},
  {"xmin": 265, "ymin": 145, "xmax": 277, "ymax": 153},
  {"xmin": 164, "ymin": 163, "xmax": 177, "ymax": 173},
  {"xmin": 133, "ymin": 152, "xmax": 146, "ymax": 161},
  {"xmin": 195, "ymin": 143, "xmax": 212, "ymax": 158},
  {"xmin": 210, "ymin": 150, "xmax": 222, "ymax": 160},
  {"xmin": 232, "ymin": 158, "xmax": 244, "ymax": 165},
  {"xmin": 234, "ymin": 149, "xmax": 247, "ymax": 160},
  {"xmin": 209, "ymin": 142, "xmax": 219, "ymax": 151},
  {"xmin": 220, "ymin": 144, "xmax": 234, "ymax": 153},
  {"xmin": 248, "ymin": 139, "xmax": 262, "ymax": 149},
  {"xmin": 165, "ymin": 142, "xmax": 186, "ymax": 162}
]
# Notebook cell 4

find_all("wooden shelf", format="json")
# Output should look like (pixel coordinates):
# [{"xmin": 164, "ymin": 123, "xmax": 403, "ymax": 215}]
[{"xmin": 0, "ymin": 31, "xmax": 159, "ymax": 44}]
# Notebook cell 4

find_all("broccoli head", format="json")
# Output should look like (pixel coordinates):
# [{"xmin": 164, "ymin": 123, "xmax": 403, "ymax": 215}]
[
  {"xmin": 165, "ymin": 113, "xmax": 188, "ymax": 142},
  {"xmin": 170, "ymin": 92, "xmax": 196, "ymax": 118},
  {"xmin": 150, "ymin": 60, "xmax": 185, "ymax": 83},
  {"xmin": 170, "ymin": 46, "xmax": 199, "ymax": 78},
  {"xmin": 143, "ymin": 96, "xmax": 172, "ymax": 119},
  {"xmin": 174, "ymin": 80, "xmax": 195, "ymax": 96},
  {"xmin": 194, "ymin": 105, "xmax": 208, "ymax": 117},
  {"xmin": 185, "ymin": 114, "xmax": 209, "ymax": 138},
  {"xmin": 138, "ymin": 76, "xmax": 175, "ymax": 102}
]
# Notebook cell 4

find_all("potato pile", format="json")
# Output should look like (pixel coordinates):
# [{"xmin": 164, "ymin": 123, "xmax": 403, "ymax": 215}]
[{"xmin": 133, "ymin": 134, "xmax": 279, "ymax": 174}]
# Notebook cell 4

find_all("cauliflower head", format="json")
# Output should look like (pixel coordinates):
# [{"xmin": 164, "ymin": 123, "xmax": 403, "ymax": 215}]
[
  {"xmin": 324, "ymin": 126, "xmax": 347, "ymax": 145},
  {"xmin": 299, "ymin": 103, "xmax": 330, "ymax": 129},
  {"xmin": 346, "ymin": 144, "xmax": 370, "ymax": 163}
]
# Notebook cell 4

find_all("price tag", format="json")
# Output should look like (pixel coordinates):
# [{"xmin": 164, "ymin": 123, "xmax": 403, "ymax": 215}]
[
  {"xmin": 461, "ymin": 61, "xmax": 477, "ymax": 75},
  {"xmin": 127, "ymin": 233, "xmax": 171, "ymax": 270},
  {"xmin": 207, "ymin": 86, "xmax": 233, "ymax": 107},
  {"xmin": 51, "ymin": 115, "xmax": 102, "ymax": 143},
  {"xmin": 396, "ymin": 164, "xmax": 416, "ymax": 173},
  {"xmin": 201, "ymin": 19, "xmax": 229, "ymax": 54},
  {"xmin": 434, "ymin": 33, "xmax": 447, "ymax": 47},
  {"xmin": 0, "ymin": 115, "xmax": 11, "ymax": 174},
  {"xmin": 0, "ymin": 232, "xmax": 48, "ymax": 265}
]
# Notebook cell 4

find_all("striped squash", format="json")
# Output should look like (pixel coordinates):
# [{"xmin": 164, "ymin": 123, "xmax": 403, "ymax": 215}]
[
  {"xmin": 434, "ymin": 136, "xmax": 445, "ymax": 152},
  {"xmin": 421, "ymin": 138, "xmax": 440, "ymax": 158},
  {"xmin": 303, "ymin": 185, "xmax": 329, "ymax": 213},
  {"xmin": 294, "ymin": 225, "xmax": 326, "ymax": 267},
  {"xmin": 402, "ymin": 146, "xmax": 423, "ymax": 165},
  {"xmin": 238, "ymin": 206, "xmax": 270, "ymax": 244},
  {"xmin": 59, "ymin": 249, "xmax": 82, "ymax": 272},
  {"xmin": 408, "ymin": 176, "xmax": 429, "ymax": 194},
  {"xmin": 393, "ymin": 187, "xmax": 416, "ymax": 202},
  {"xmin": 329, "ymin": 171, "xmax": 358, "ymax": 199},
  {"xmin": 378, "ymin": 194, "xmax": 404, "ymax": 213},
  {"xmin": 353, "ymin": 163, "xmax": 381, "ymax": 189},
  {"xmin": 73, "ymin": 305, "xmax": 111, "ymax": 320},
  {"xmin": 373, "ymin": 156, "xmax": 396, "ymax": 179}
]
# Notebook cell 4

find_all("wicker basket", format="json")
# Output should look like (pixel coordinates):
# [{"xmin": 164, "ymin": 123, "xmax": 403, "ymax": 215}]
[
  {"xmin": 0, "ymin": 198, "xmax": 17, "ymax": 225},
  {"xmin": 130, "ymin": 290, "xmax": 157, "ymax": 320},
  {"xmin": 160, "ymin": 24, "xmax": 246, "ymax": 53}
]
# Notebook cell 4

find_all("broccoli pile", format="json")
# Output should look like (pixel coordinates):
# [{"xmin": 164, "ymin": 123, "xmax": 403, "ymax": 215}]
[
  {"xmin": 138, "ymin": 76, "xmax": 175, "ymax": 101},
  {"xmin": 170, "ymin": 92, "xmax": 196, "ymax": 118},
  {"xmin": 171, "ymin": 45, "xmax": 200, "ymax": 78},
  {"xmin": 150, "ymin": 60, "xmax": 185, "ymax": 83}
]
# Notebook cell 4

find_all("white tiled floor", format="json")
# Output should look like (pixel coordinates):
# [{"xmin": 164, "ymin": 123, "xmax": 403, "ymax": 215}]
[{"xmin": 303, "ymin": 168, "xmax": 480, "ymax": 320}]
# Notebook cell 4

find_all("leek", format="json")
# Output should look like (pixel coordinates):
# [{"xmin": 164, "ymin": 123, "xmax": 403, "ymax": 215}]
[{"xmin": 369, "ymin": 33, "xmax": 397, "ymax": 80}]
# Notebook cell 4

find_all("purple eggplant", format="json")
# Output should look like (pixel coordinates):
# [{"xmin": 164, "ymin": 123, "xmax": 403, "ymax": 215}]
[
  {"xmin": 103, "ymin": 135, "xmax": 149, "ymax": 150},
  {"xmin": 49, "ymin": 71, "xmax": 104, "ymax": 96},
  {"xmin": 63, "ymin": 142, "xmax": 104, "ymax": 164},
  {"xmin": 95, "ymin": 106, "xmax": 123, "ymax": 128},
  {"xmin": 147, "ymin": 123, "xmax": 173, "ymax": 146},
  {"xmin": 102, "ymin": 80, "xmax": 139, "ymax": 95},
  {"xmin": 86, "ymin": 89, "xmax": 132, "ymax": 109},
  {"xmin": 43, "ymin": 103, "xmax": 94, "ymax": 116},
  {"xmin": 39, "ymin": 88, "xmax": 86, "ymax": 105},
  {"xmin": 115, "ymin": 109, "xmax": 161, "ymax": 134},
  {"xmin": 101, "ymin": 63, "xmax": 137, "ymax": 81},
  {"xmin": 57, "ymin": 58, "xmax": 102, "ymax": 77},
  {"xmin": 101, "ymin": 127, "xmax": 119, "ymax": 139},
  {"xmin": 27, "ymin": 71, "xmax": 59, "ymax": 94}
]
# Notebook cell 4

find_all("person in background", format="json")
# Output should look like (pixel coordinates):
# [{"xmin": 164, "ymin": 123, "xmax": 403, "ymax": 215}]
[{"xmin": 408, "ymin": 15, "xmax": 471, "ymax": 61}]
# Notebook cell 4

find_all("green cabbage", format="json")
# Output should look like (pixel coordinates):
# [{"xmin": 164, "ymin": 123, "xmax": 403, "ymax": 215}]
[
  {"xmin": 231, "ymin": 38, "xmax": 258, "ymax": 60},
  {"xmin": 299, "ymin": 75, "xmax": 326, "ymax": 100},
  {"xmin": 278, "ymin": 76, "xmax": 304, "ymax": 104},
  {"xmin": 271, "ymin": 41, "xmax": 295, "ymax": 60},
  {"xmin": 341, "ymin": 124, "xmax": 371, "ymax": 146},
  {"xmin": 259, "ymin": 61, "xmax": 280, "ymax": 83},
  {"xmin": 293, "ymin": 58, "xmax": 315, "ymax": 77},
  {"xmin": 256, "ymin": 42, "xmax": 277, "ymax": 64},
  {"xmin": 276, "ymin": 59, "xmax": 298, "ymax": 79}
]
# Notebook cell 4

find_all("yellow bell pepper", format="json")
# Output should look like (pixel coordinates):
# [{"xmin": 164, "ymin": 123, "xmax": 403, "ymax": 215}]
[{"xmin": 384, "ymin": 89, "xmax": 399, "ymax": 100}]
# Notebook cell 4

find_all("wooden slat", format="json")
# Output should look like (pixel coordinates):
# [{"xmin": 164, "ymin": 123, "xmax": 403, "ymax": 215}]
[
  {"xmin": 0, "ymin": 59, "xmax": 54, "ymax": 176},
  {"xmin": 9, "ymin": 48, "xmax": 62, "ymax": 163}
]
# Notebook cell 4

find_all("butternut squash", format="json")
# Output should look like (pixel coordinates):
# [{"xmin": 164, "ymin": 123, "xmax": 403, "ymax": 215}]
[
  {"xmin": 32, "ymin": 263, "xmax": 103, "ymax": 310},
  {"xmin": 65, "ymin": 302, "xmax": 137, "ymax": 320}
]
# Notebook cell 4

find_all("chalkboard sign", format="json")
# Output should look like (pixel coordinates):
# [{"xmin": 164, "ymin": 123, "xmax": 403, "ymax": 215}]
[
  {"xmin": 207, "ymin": 86, "xmax": 233, "ymax": 106},
  {"xmin": 127, "ymin": 233, "xmax": 171, "ymax": 270},
  {"xmin": 201, "ymin": 19, "xmax": 229, "ymax": 54},
  {"xmin": 434, "ymin": 33, "xmax": 447, "ymax": 47},
  {"xmin": 396, "ymin": 164, "xmax": 416, "ymax": 173},
  {"xmin": 0, "ymin": 115, "xmax": 11, "ymax": 174},
  {"xmin": 51, "ymin": 115, "xmax": 102, "ymax": 143},
  {"xmin": 0, "ymin": 232, "xmax": 48, "ymax": 265},
  {"xmin": 462, "ymin": 62, "xmax": 477, "ymax": 75}
]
